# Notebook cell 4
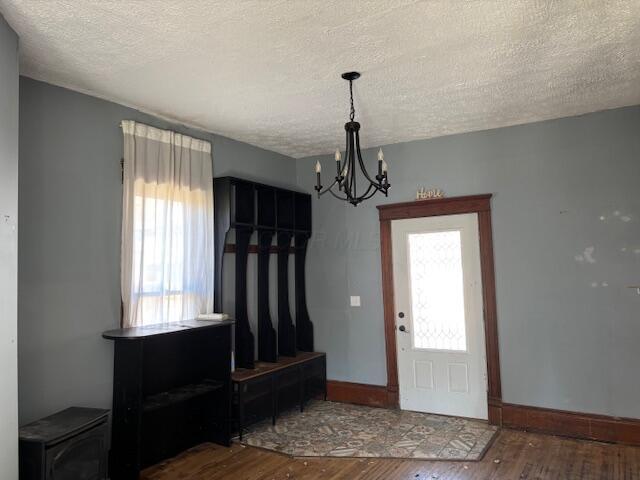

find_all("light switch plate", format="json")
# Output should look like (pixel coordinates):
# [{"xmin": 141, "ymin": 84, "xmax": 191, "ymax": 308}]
[{"xmin": 350, "ymin": 296, "xmax": 361, "ymax": 307}]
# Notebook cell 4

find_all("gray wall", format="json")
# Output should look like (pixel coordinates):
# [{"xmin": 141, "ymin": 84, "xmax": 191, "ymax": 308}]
[
  {"xmin": 296, "ymin": 106, "xmax": 640, "ymax": 419},
  {"xmin": 0, "ymin": 14, "xmax": 19, "ymax": 478},
  {"xmin": 18, "ymin": 77, "xmax": 297, "ymax": 424},
  {"xmin": 18, "ymin": 72, "xmax": 640, "ymax": 423}
]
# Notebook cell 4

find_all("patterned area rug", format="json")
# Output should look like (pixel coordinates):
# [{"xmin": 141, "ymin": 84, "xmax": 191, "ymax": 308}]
[{"xmin": 241, "ymin": 400, "xmax": 498, "ymax": 460}]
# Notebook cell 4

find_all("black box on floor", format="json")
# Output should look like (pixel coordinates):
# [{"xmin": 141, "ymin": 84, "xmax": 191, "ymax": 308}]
[{"xmin": 19, "ymin": 407, "xmax": 109, "ymax": 480}]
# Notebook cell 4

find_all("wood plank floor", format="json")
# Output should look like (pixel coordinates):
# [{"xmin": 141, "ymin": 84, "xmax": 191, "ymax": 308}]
[{"xmin": 141, "ymin": 429, "xmax": 640, "ymax": 479}]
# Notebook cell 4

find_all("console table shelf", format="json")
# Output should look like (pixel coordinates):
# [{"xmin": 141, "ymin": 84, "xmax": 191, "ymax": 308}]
[{"xmin": 142, "ymin": 380, "xmax": 224, "ymax": 413}]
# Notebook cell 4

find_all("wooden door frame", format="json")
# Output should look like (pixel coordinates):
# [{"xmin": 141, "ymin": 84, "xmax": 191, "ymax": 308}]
[{"xmin": 377, "ymin": 194, "xmax": 502, "ymax": 425}]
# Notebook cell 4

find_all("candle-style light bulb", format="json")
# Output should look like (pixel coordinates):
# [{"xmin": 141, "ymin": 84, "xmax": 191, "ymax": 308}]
[
  {"xmin": 378, "ymin": 148, "xmax": 384, "ymax": 162},
  {"xmin": 335, "ymin": 149, "xmax": 341, "ymax": 162},
  {"xmin": 382, "ymin": 160, "xmax": 388, "ymax": 173},
  {"xmin": 314, "ymin": 160, "xmax": 323, "ymax": 194}
]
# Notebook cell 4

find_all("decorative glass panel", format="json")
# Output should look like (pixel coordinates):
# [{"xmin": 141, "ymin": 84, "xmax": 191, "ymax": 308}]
[{"xmin": 408, "ymin": 230, "xmax": 467, "ymax": 351}]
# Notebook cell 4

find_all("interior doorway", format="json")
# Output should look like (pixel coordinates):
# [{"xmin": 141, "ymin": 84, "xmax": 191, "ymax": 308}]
[{"xmin": 391, "ymin": 213, "xmax": 487, "ymax": 419}]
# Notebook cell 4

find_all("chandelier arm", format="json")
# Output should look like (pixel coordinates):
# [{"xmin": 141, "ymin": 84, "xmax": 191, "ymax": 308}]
[
  {"xmin": 351, "ymin": 183, "xmax": 376, "ymax": 204},
  {"xmin": 327, "ymin": 188, "xmax": 351, "ymax": 201},
  {"xmin": 352, "ymin": 177, "xmax": 388, "ymax": 204},
  {"xmin": 340, "ymin": 129, "xmax": 351, "ymax": 191},
  {"xmin": 344, "ymin": 131, "xmax": 354, "ymax": 201},
  {"xmin": 354, "ymin": 131, "xmax": 379, "ymax": 186},
  {"xmin": 349, "ymin": 132, "xmax": 356, "ymax": 198},
  {"xmin": 366, "ymin": 182, "xmax": 386, "ymax": 195},
  {"xmin": 364, "ymin": 183, "xmax": 383, "ymax": 199},
  {"xmin": 317, "ymin": 175, "xmax": 341, "ymax": 196}
]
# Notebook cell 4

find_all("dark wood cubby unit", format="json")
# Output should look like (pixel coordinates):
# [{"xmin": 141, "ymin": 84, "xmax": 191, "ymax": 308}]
[
  {"xmin": 213, "ymin": 176, "xmax": 314, "ymax": 368},
  {"xmin": 103, "ymin": 320, "xmax": 233, "ymax": 480}
]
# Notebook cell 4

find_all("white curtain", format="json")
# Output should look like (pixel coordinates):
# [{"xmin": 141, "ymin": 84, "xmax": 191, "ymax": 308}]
[{"xmin": 121, "ymin": 121, "xmax": 214, "ymax": 327}]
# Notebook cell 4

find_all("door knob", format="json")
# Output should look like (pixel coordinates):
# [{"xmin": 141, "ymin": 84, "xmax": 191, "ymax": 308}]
[
  {"xmin": 398, "ymin": 325, "xmax": 409, "ymax": 333},
  {"xmin": 398, "ymin": 312, "xmax": 405, "ymax": 318}
]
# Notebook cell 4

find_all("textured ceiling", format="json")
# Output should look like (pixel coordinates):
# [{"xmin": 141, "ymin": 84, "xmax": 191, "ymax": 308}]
[{"xmin": 2, "ymin": 0, "xmax": 640, "ymax": 158}]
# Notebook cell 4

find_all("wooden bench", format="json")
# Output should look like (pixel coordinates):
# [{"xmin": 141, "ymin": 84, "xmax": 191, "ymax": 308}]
[{"xmin": 232, "ymin": 352, "xmax": 326, "ymax": 439}]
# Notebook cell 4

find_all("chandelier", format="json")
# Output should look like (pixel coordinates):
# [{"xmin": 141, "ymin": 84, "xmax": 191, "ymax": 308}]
[{"xmin": 314, "ymin": 72, "xmax": 390, "ymax": 206}]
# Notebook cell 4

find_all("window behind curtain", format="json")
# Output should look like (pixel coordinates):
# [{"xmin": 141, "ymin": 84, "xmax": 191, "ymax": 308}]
[{"xmin": 121, "ymin": 121, "xmax": 214, "ymax": 328}]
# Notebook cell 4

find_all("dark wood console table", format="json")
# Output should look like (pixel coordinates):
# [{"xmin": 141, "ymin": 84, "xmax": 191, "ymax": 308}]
[
  {"xmin": 232, "ymin": 351, "xmax": 326, "ymax": 439},
  {"xmin": 103, "ymin": 320, "xmax": 233, "ymax": 480}
]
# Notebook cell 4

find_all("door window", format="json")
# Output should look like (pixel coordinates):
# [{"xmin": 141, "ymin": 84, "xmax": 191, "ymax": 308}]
[{"xmin": 407, "ymin": 230, "xmax": 467, "ymax": 351}]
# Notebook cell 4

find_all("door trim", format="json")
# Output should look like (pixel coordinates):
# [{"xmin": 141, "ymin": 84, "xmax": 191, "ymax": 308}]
[{"xmin": 377, "ymin": 194, "xmax": 502, "ymax": 425}]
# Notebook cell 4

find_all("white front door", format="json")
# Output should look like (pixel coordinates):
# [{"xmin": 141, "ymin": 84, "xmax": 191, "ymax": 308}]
[{"xmin": 392, "ymin": 213, "xmax": 487, "ymax": 419}]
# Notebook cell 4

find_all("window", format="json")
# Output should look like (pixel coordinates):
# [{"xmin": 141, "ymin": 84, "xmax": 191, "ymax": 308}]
[
  {"xmin": 132, "ymin": 187, "xmax": 185, "ymax": 323},
  {"xmin": 121, "ymin": 121, "xmax": 214, "ymax": 328}
]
